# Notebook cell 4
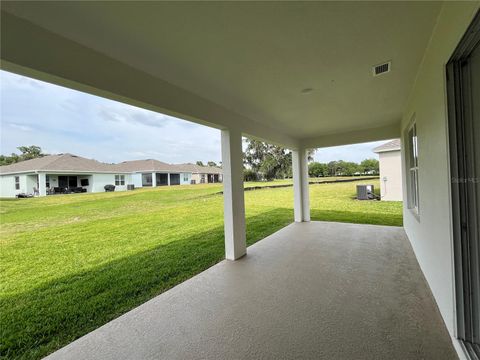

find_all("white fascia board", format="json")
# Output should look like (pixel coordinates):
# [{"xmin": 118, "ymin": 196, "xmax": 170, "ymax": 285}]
[{"xmin": 300, "ymin": 122, "xmax": 401, "ymax": 149}]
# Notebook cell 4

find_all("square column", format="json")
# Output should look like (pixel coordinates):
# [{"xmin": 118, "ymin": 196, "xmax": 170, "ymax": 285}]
[
  {"xmin": 221, "ymin": 128, "xmax": 246, "ymax": 260},
  {"xmin": 152, "ymin": 173, "xmax": 157, "ymax": 187},
  {"xmin": 292, "ymin": 149, "xmax": 310, "ymax": 222},
  {"xmin": 38, "ymin": 173, "xmax": 47, "ymax": 197},
  {"xmin": 167, "ymin": 173, "xmax": 171, "ymax": 186}
]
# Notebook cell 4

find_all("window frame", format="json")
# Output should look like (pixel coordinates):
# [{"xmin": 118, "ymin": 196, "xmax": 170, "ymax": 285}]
[
  {"xmin": 115, "ymin": 174, "xmax": 125, "ymax": 186},
  {"xmin": 405, "ymin": 119, "xmax": 420, "ymax": 216},
  {"xmin": 14, "ymin": 176, "xmax": 20, "ymax": 190}
]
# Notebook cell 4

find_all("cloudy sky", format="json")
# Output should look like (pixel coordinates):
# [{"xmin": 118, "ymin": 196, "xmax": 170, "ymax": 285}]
[{"xmin": 1, "ymin": 70, "xmax": 383, "ymax": 164}]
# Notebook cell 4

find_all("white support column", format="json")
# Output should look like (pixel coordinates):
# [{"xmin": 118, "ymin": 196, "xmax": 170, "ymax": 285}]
[
  {"xmin": 221, "ymin": 128, "xmax": 246, "ymax": 260},
  {"xmin": 152, "ymin": 172, "xmax": 157, "ymax": 187},
  {"xmin": 292, "ymin": 149, "xmax": 310, "ymax": 222},
  {"xmin": 167, "ymin": 173, "xmax": 171, "ymax": 186},
  {"xmin": 38, "ymin": 173, "xmax": 47, "ymax": 197}
]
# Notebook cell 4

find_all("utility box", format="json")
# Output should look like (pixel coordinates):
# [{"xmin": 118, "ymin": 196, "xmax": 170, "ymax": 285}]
[{"xmin": 357, "ymin": 184, "xmax": 374, "ymax": 200}]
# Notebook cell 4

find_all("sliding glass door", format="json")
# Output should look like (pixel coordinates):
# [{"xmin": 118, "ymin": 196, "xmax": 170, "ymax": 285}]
[{"xmin": 447, "ymin": 10, "xmax": 480, "ymax": 359}]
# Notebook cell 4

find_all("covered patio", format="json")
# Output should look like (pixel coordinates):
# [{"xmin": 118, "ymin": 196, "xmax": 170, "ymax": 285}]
[
  {"xmin": 45, "ymin": 221, "xmax": 455, "ymax": 360},
  {"xmin": 2, "ymin": 1, "xmax": 479, "ymax": 358}
]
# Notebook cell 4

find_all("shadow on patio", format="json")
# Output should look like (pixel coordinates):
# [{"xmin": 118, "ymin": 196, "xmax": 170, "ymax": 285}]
[{"xmin": 42, "ymin": 221, "xmax": 455, "ymax": 360}]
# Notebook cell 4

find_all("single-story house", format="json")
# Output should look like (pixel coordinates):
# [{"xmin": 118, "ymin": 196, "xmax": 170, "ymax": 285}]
[
  {"xmin": 177, "ymin": 163, "xmax": 223, "ymax": 184},
  {"xmin": 115, "ymin": 159, "xmax": 192, "ymax": 187},
  {"xmin": 0, "ymin": 153, "xmax": 132, "ymax": 197},
  {"xmin": 0, "ymin": 154, "xmax": 222, "ymax": 198},
  {"xmin": 373, "ymin": 139, "xmax": 403, "ymax": 201}
]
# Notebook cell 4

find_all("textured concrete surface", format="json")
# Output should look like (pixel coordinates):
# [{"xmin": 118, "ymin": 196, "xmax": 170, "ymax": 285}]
[{"xmin": 45, "ymin": 221, "xmax": 457, "ymax": 360}]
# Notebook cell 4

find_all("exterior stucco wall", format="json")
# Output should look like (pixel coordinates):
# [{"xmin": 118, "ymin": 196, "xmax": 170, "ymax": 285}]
[
  {"xmin": 0, "ymin": 173, "xmax": 38, "ymax": 197},
  {"xmin": 180, "ymin": 172, "xmax": 191, "ymax": 185},
  {"xmin": 191, "ymin": 173, "xmax": 201, "ymax": 184},
  {"xmin": 400, "ymin": 3, "xmax": 480, "ymax": 358},
  {"xmin": 25, "ymin": 175, "xmax": 38, "ymax": 194},
  {"xmin": 92, "ymin": 173, "xmax": 130, "ymax": 193},
  {"xmin": 48, "ymin": 174, "xmax": 59, "ymax": 190},
  {"xmin": 77, "ymin": 175, "xmax": 93, "ymax": 193},
  {"xmin": 1, "ymin": 174, "xmax": 23, "ymax": 197},
  {"xmin": 131, "ymin": 173, "xmax": 143, "ymax": 188},
  {"xmin": 378, "ymin": 150, "xmax": 403, "ymax": 201}
]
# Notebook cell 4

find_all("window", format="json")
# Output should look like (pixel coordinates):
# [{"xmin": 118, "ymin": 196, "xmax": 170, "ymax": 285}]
[
  {"xmin": 115, "ymin": 174, "xmax": 125, "ymax": 186},
  {"xmin": 183, "ymin": 174, "xmax": 189, "ymax": 182},
  {"xmin": 80, "ymin": 178, "xmax": 89, "ymax": 186},
  {"xmin": 15, "ymin": 176, "xmax": 20, "ymax": 190},
  {"xmin": 406, "ymin": 122, "xmax": 419, "ymax": 214}
]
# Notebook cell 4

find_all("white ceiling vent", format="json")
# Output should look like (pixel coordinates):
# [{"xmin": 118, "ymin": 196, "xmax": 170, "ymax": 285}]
[{"xmin": 372, "ymin": 61, "xmax": 391, "ymax": 76}]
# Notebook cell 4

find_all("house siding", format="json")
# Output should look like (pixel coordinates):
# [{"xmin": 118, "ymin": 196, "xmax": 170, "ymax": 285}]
[
  {"xmin": 400, "ymin": 2, "xmax": 480, "ymax": 358},
  {"xmin": 1, "ymin": 174, "xmax": 20, "ymax": 197},
  {"xmin": 92, "ymin": 173, "xmax": 131, "ymax": 193},
  {"xmin": 378, "ymin": 150, "xmax": 403, "ymax": 201},
  {"xmin": 132, "ymin": 173, "xmax": 143, "ymax": 188},
  {"xmin": 180, "ymin": 172, "xmax": 191, "ymax": 185}
]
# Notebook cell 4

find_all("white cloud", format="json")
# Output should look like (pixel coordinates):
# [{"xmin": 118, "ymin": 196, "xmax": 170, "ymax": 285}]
[
  {"xmin": 0, "ymin": 70, "xmax": 222, "ymax": 164},
  {"xmin": 8, "ymin": 123, "xmax": 34, "ymax": 132}
]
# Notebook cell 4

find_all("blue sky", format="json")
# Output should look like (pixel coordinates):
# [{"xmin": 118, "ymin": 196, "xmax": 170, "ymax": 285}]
[{"xmin": 1, "ymin": 70, "xmax": 383, "ymax": 164}]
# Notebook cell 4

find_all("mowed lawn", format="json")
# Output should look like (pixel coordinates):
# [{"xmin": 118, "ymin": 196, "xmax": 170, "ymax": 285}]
[{"xmin": 0, "ymin": 179, "xmax": 402, "ymax": 359}]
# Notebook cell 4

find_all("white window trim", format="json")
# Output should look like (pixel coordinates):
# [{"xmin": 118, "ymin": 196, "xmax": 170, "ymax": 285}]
[
  {"xmin": 405, "ymin": 117, "xmax": 420, "ymax": 219},
  {"xmin": 115, "ymin": 174, "xmax": 125, "ymax": 186},
  {"xmin": 14, "ymin": 176, "xmax": 20, "ymax": 190}
]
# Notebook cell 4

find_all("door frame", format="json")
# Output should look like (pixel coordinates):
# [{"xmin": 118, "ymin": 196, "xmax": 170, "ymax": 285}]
[{"xmin": 446, "ymin": 10, "xmax": 480, "ymax": 359}]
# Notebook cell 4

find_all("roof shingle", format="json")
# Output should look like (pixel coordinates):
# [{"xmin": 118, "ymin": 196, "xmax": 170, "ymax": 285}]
[
  {"xmin": 0, "ymin": 154, "xmax": 223, "ymax": 175},
  {"xmin": 0, "ymin": 154, "xmax": 118, "ymax": 174},
  {"xmin": 373, "ymin": 139, "xmax": 401, "ymax": 153}
]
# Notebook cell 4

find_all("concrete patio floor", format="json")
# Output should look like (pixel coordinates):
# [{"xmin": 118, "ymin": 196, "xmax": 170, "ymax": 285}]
[{"xmin": 45, "ymin": 221, "xmax": 457, "ymax": 360}]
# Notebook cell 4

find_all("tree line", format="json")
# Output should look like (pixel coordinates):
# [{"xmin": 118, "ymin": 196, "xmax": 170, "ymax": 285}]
[
  {"xmin": 308, "ymin": 159, "xmax": 379, "ymax": 177},
  {"xmin": 242, "ymin": 138, "xmax": 378, "ymax": 181}
]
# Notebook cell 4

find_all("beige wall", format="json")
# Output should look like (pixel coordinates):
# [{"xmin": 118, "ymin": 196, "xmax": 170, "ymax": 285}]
[
  {"xmin": 378, "ymin": 150, "xmax": 403, "ymax": 201},
  {"xmin": 400, "ymin": 2, "xmax": 479, "ymax": 359}
]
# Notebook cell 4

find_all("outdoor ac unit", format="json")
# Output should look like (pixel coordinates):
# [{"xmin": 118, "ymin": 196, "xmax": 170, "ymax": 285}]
[{"xmin": 357, "ymin": 185, "xmax": 374, "ymax": 200}]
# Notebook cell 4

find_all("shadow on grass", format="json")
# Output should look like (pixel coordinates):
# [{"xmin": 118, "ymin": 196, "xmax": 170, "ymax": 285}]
[
  {"xmin": 1, "ymin": 208, "xmax": 293, "ymax": 360},
  {"xmin": 310, "ymin": 209, "xmax": 403, "ymax": 227}
]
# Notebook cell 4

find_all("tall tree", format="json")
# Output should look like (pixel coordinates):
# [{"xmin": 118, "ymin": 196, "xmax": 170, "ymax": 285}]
[
  {"xmin": 0, "ymin": 145, "xmax": 46, "ymax": 166},
  {"xmin": 17, "ymin": 145, "xmax": 44, "ymax": 160},
  {"xmin": 360, "ymin": 158, "xmax": 379, "ymax": 174},
  {"xmin": 207, "ymin": 161, "xmax": 217, "ymax": 167},
  {"xmin": 243, "ymin": 138, "xmax": 314, "ymax": 180},
  {"xmin": 309, "ymin": 162, "xmax": 328, "ymax": 177},
  {"xmin": 196, "ymin": 161, "xmax": 205, "ymax": 166}
]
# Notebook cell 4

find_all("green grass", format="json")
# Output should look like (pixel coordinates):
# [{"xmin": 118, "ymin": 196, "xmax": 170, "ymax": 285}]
[{"xmin": 0, "ymin": 179, "xmax": 402, "ymax": 359}]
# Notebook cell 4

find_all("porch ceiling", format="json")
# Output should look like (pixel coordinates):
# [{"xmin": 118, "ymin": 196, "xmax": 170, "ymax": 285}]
[
  {"xmin": 44, "ymin": 222, "xmax": 455, "ymax": 360},
  {"xmin": 1, "ymin": 2, "xmax": 442, "ymax": 148}
]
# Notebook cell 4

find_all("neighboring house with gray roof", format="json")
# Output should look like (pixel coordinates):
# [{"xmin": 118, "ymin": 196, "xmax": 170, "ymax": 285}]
[
  {"xmin": 373, "ymin": 139, "xmax": 403, "ymax": 201},
  {"xmin": 0, "ymin": 154, "xmax": 222, "ymax": 198},
  {"xmin": 176, "ymin": 163, "xmax": 223, "ymax": 184}
]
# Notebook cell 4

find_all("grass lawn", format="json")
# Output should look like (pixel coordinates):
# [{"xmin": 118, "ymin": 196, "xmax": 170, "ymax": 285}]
[{"xmin": 0, "ymin": 179, "xmax": 402, "ymax": 359}]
